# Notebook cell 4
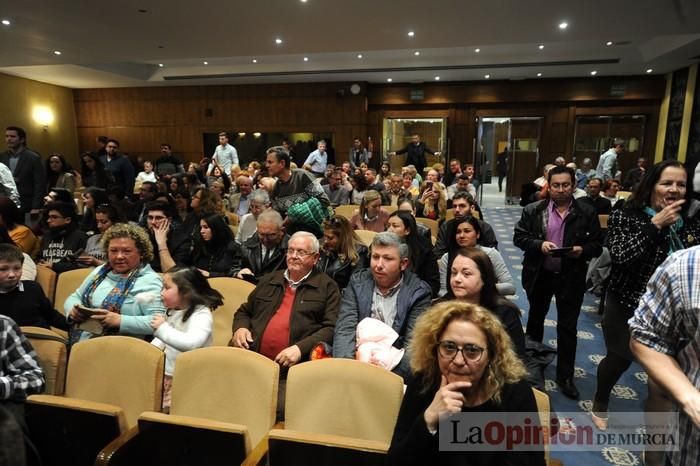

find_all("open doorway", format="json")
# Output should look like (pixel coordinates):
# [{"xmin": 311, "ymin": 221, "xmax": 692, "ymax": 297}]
[{"xmin": 476, "ymin": 117, "xmax": 543, "ymax": 207}]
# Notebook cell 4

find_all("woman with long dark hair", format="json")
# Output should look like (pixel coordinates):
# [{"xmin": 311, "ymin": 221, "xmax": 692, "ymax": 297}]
[
  {"xmin": 386, "ymin": 210, "xmax": 440, "ymax": 297},
  {"xmin": 590, "ymin": 160, "xmax": 700, "ymax": 438},
  {"xmin": 191, "ymin": 214, "xmax": 240, "ymax": 277},
  {"xmin": 317, "ymin": 215, "xmax": 368, "ymax": 290},
  {"xmin": 45, "ymin": 153, "xmax": 76, "ymax": 194},
  {"xmin": 78, "ymin": 204, "xmax": 122, "ymax": 267},
  {"xmin": 80, "ymin": 187, "xmax": 109, "ymax": 234},
  {"xmin": 80, "ymin": 152, "xmax": 112, "ymax": 189}
]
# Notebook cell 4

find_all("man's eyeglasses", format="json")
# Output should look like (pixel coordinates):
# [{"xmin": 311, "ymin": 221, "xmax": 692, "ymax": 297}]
[
  {"xmin": 438, "ymin": 341, "xmax": 485, "ymax": 362},
  {"xmin": 287, "ymin": 248, "xmax": 315, "ymax": 258}
]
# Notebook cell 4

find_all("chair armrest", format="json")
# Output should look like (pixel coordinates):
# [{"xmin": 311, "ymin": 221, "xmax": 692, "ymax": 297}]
[
  {"xmin": 95, "ymin": 425, "xmax": 140, "ymax": 466},
  {"xmin": 268, "ymin": 429, "xmax": 389, "ymax": 453},
  {"xmin": 242, "ymin": 422, "xmax": 284, "ymax": 466},
  {"xmin": 27, "ymin": 394, "xmax": 127, "ymax": 430}
]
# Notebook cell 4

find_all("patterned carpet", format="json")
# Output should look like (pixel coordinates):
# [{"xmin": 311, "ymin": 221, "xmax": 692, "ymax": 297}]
[{"xmin": 485, "ymin": 206, "xmax": 646, "ymax": 466}]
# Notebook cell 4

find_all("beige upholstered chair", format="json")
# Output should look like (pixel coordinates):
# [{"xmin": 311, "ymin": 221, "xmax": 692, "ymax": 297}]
[
  {"xmin": 20, "ymin": 326, "xmax": 68, "ymax": 395},
  {"xmin": 415, "ymin": 217, "xmax": 439, "ymax": 238},
  {"xmin": 598, "ymin": 214, "xmax": 609, "ymax": 229},
  {"xmin": 617, "ymin": 190, "xmax": 632, "ymax": 200},
  {"xmin": 334, "ymin": 204, "xmax": 359, "ymax": 220},
  {"xmin": 35, "ymin": 265, "xmax": 57, "ymax": 307},
  {"xmin": 26, "ymin": 336, "xmax": 164, "ymax": 466},
  {"xmin": 354, "ymin": 230, "xmax": 378, "ymax": 248},
  {"xmin": 382, "ymin": 204, "xmax": 398, "ymax": 215},
  {"xmin": 533, "ymin": 387, "xmax": 565, "ymax": 466},
  {"xmin": 54, "ymin": 267, "xmax": 94, "ymax": 314},
  {"xmin": 99, "ymin": 347, "xmax": 279, "ymax": 466},
  {"xmin": 208, "ymin": 277, "xmax": 256, "ymax": 346},
  {"xmin": 284, "ymin": 358, "xmax": 404, "ymax": 445}
]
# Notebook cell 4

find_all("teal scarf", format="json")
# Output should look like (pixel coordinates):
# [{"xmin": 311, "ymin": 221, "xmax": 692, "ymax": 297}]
[{"xmin": 644, "ymin": 207, "xmax": 685, "ymax": 254}]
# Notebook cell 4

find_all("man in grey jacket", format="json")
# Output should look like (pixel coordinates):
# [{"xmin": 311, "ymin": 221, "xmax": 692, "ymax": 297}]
[{"xmin": 333, "ymin": 232, "xmax": 432, "ymax": 381}]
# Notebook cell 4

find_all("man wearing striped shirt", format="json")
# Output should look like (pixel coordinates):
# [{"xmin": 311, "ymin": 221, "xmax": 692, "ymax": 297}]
[{"xmin": 629, "ymin": 245, "xmax": 700, "ymax": 466}]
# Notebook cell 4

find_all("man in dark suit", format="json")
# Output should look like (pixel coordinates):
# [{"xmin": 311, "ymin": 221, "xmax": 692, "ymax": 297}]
[
  {"xmin": 389, "ymin": 133, "xmax": 440, "ymax": 177},
  {"xmin": 233, "ymin": 209, "xmax": 289, "ymax": 281},
  {"xmin": 1, "ymin": 127, "xmax": 46, "ymax": 218}
]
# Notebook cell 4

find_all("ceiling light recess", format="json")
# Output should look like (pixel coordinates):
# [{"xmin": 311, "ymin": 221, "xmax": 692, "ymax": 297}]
[
  {"xmin": 407, "ymin": 31, "xmax": 415, "ymax": 37},
  {"xmin": 558, "ymin": 21, "xmax": 568, "ymax": 30},
  {"xmin": 275, "ymin": 38, "xmax": 282, "ymax": 44},
  {"xmin": 538, "ymin": 44, "xmax": 544, "ymax": 50},
  {"xmin": 484, "ymin": 74, "xmax": 490, "ymax": 79},
  {"xmin": 1, "ymin": 19, "xmax": 10, "ymax": 26}
]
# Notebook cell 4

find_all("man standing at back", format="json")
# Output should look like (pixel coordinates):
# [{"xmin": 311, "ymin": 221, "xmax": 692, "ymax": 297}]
[
  {"xmin": 513, "ymin": 165, "xmax": 603, "ymax": 399},
  {"xmin": 208, "ymin": 132, "xmax": 238, "ymax": 179},
  {"xmin": 596, "ymin": 138, "xmax": 625, "ymax": 182},
  {"xmin": 389, "ymin": 133, "xmax": 440, "ymax": 178},
  {"xmin": 303, "ymin": 140, "xmax": 328, "ymax": 178},
  {"xmin": 1, "ymin": 127, "xmax": 45, "ymax": 221},
  {"xmin": 101, "ymin": 139, "xmax": 135, "ymax": 195}
]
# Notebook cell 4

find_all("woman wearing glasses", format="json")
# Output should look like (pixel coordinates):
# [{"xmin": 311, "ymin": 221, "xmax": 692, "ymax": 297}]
[
  {"xmin": 388, "ymin": 300, "xmax": 544, "ymax": 466},
  {"xmin": 317, "ymin": 216, "xmax": 368, "ymax": 290}
]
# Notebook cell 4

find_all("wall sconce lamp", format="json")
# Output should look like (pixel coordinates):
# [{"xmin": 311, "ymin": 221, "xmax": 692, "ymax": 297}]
[
  {"xmin": 238, "ymin": 132, "xmax": 246, "ymax": 137},
  {"xmin": 253, "ymin": 132, "xmax": 261, "ymax": 138},
  {"xmin": 33, "ymin": 106, "xmax": 54, "ymax": 130}
]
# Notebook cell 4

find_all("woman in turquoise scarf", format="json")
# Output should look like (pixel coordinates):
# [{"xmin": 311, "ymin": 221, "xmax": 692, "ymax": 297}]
[
  {"xmin": 65, "ymin": 223, "xmax": 166, "ymax": 342},
  {"xmin": 590, "ymin": 160, "xmax": 700, "ymax": 459}
]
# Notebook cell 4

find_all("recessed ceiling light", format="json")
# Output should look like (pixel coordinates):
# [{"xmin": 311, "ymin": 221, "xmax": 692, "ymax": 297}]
[
  {"xmin": 414, "ymin": 51, "xmax": 420, "ymax": 56},
  {"xmin": 53, "ymin": 50, "xmax": 62, "ymax": 55},
  {"xmin": 1, "ymin": 19, "xmax": 10, "ymax": 26},
  {"xmin": 606, "ymin": 41, "xmax": 613, "ymax": 46},
  {"xmin": 484, "ymin": 74, "xmax": 490, "ymax": 79},
  {"xmin": 387, "ymin": 78, "xmax": 393, "ymax": 82},
  {"xmin": 538, "ymin": 44, "xmax": 544, "ymax": 50},
  {"xmin": 590, "ymin": 70, "xmax": 597, "ymax": 76},
  {"xmin": 558, "ymin": 21, "xmax": 568, "ymax": 30},
  {"xmin": 300, "ymin": 0, "xmax": 308, "ymax": 2},
  {"xmin": 203, "ymin": 61, "xmax": 208, "ymax": 65},
  {"xmin": 357, "ymin": 54, "xmax": 363, "ymax": 59},
  {"xmin": 158, "ymin": 63, "xmax": 164, "ymax": 68},
  {"xmin": 275, "ymin": 38, "xmax": 283, "ymax": 44},
  {"xmin": 537, "ymin": 72, "xmax": 542, "ymax": 77},
  {"xmin": 303, "ymin": 56, "xmax": 309, "ymax": 62},
  {"xmin": 252, "ymin": 59, "xmax": 258, "ymax": 63},
  {"xmin": 407, "ymin": 31, "xmax": 415, "ymax": 37},
  {"xmin": 434, "ymin": 76, "xmax": 440, "ymax": 81},
  {"xmin": 474, "ymin": 48, "xmax": 480, "ymax": 53},
  {"xmin": 646, "ymin": 68, "xmax": 653, "ymax": 73}
]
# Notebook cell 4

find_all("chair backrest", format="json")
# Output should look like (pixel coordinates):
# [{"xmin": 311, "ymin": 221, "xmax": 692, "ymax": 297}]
[
  {"xmin": 532, "ymin": 387, "xmax": 552, "ymax": 465},
  {"xmin": 334, "ymin": 204, "xmax": 359, "ymax": 220},
  {"xmin": 382, "ymin": 205, "xmax": 397, "ymax": 215},
  {"xmin": 598, "ymin": 214, "xmax": 609, "ymax": 229},
  {"xmin": 170, "ymin": 346, "xmax": 279, "ymax": 447},
  {"xmin": 65, "ymin": 336, "xmax": 164, "ymax": 427},
  {"xmin": 415, "ymin": 217, "xmax": 439, "ymax": 238},
  {"xmin": 54, "ymin": 267, "xmax": 94, "ymax": 314},
  {"xmin": 208, "ymin": 277, "xmax": 256, "ymax": 346},
  {"xmin": 445, "ymin": 208, "xmax": 455, "ymax": 221},
  {"xmin": 36, "ymin": 265, "xmax": 57, "ymax": 307},
  {"xmin": 21, "ymin": 326, "xmax": 68, "ymax": 395},
  {"xmin": 354, "ymin": 230, "xmax": 377, "ymax": 248},
  {"xmin": 617, "ymin": 190, "xmax": 632, "ymax": 200},
  {"xmin": 285, "ymin": 359, "xmax": 404, "ymax": 444}
]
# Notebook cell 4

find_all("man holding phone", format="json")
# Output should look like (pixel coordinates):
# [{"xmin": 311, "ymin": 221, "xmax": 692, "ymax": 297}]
[{"xmin": 513, "ymin": 165, "xmax": 603, "ymax": 399}]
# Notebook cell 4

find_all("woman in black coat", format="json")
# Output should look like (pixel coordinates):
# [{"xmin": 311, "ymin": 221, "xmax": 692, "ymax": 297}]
[
  {"xmin": 317, "ymin": 215, "xmax": 368, "ymax": 290},
  {"xmin": 191, "ymin": 213, "xmax": 241, "ymax": 277}
]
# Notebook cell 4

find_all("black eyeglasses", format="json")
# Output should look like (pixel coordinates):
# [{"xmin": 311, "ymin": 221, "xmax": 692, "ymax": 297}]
[{"xmin": 438, "ymin": 341, "xmax": 485, "ymax": 362}]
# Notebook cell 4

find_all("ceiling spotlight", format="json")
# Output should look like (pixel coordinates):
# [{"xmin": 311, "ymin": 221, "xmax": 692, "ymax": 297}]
[
  {"xmin": 606, "ymin": 41, "xmax": 613, "ymax": 46},
  {"xmin": 484, "ymin": 74, "xmax": 490, "ymax": 79},
  {"xmin": 303, "ymin": 56, "xmax": 309, "ymax": 62},
  {"xmin": 158, "ymin": 63, "xmax": 164, "ymax": 67},
  {"xmin": 357, "ymin": 54, "xmax": 363, "ymax": 59},
  {"xmin": 434, "ymin": 76, "xmax": 440, "ymax": 81},
  {"xmin": 558, "ymin": 21, "xmax": 568, "ymax": 30},
  {"xmin": 646, "ymin": 68, "xmax": 653, "ymax": 73},
  {"xmin": 53, "ymin": 50, "xmax": 62, "ymax": 55},
  {"xmin": 537, "ymin": 72, "xmax": 542, "ymax": 77},
  {"xmin": 407, "ymin": 31, "xmax": 415, "ymax": 37},
  {"xmin": 300, "ymin": 0, "xmax": 308, "ymax": 2},
  {"xmin": 252, "ymin": 59, "xmax": 258, "ymax": 63},
  {"xmin": 590, "ymin": 70, "xmax": 597, "ymax": 76},
  {"xmin": 538, "ymin": 44, "xmax": 544, "ymax": 50},
  {"xmin": 1, "ymin": 19, "xmax": 10, "ymax": 26},
  {"xmin": 275, "ymin": 38, "xmax": 283, "ymax": 44},
  {"xmin": 203, "ymin": 61, "xmax": 208, "ymax": 65},
  {"xmin": 414, "ymin": 51, "xmax": 420, "ymax": 56},
  {"xmin": 474, "ymin": 48, "xmax": 480, "ymax": 53},
  {"xmin": 387, "ymin": 78, "xmax": 393, "ymax": 82}
]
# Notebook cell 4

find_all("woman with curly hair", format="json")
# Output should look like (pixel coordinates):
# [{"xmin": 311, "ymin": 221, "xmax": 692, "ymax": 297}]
[
  {"xmin": 45, "ymin": 153, "xmax": 76, "ymax": 194},
  {"xmin": 317, "ymin": 215, "xmax": 368, "ymax": 290},
  {"xmin": 388, "ymin": 301, "xmax": 544, "ymax": 466},
  {"xmin": 416, "ymin": 180, "xmax": 447, "ymax": 222},
  {"xmin": 64, "ymin": 223, "xmax": 167, "ymax": 342}
]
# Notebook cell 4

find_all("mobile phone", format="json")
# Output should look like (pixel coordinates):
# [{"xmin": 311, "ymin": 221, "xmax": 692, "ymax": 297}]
[{"xmin": 426, "ymin": 181, "xmax": 433, "ymax": 190}]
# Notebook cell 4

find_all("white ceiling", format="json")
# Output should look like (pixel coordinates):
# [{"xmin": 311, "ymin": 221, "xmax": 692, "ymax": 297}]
[{"xmin": 1, "ymin": 0, "xmax": 699, "ymax": 89}]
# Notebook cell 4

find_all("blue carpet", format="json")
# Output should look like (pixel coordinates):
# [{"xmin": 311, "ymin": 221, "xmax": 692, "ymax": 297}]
[{"xmin": 485, "ymin": 207, "xmax": 646, "ymax": 466}]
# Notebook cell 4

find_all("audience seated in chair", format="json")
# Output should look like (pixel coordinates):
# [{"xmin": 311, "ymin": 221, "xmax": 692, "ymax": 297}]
[
  {"xmin": 233, "ymin": 209, "xmax": 289, "ymax": 282},
  {"xmin": 434, "ymin": 192, "xmax": 497, "ymax": 257},
  {"xmin": 144, "ymin": 201, "xmax": 192, "ymax": 273},
  {"xmin": 38, "ymin": 201, "xmax": 88, "ymax": 274}
]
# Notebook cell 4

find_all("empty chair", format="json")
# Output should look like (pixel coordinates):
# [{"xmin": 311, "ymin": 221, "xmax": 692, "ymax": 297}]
[
  {"xmin": 20, "ymin": 326, "xmax": 68, "ymax": 395},
  {"xmin": 26, "ymin": 336, "xmax": 164, "ymax": 466},
  {"xmin": 208, "ymin": 277, "xmax": 256, "ymax": 346},
  {"xmin": 98, "ymin": 347, "xmax": 279, "ymax": 466}
]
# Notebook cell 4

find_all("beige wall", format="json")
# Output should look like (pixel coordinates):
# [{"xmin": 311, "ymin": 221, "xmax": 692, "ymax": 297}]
[{"xmin": 0, "ymin": 73, "xmax": 79, "ymax": 166}]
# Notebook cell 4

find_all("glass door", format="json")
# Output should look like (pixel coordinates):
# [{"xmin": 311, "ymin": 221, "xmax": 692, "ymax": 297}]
[
  {"xmin": 383, "ymin": 118, "xmax": 447, "ymax": 175},
  {"xmin": 476, "ymin": 117, "xmax": 542, "ymax": 206}
]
